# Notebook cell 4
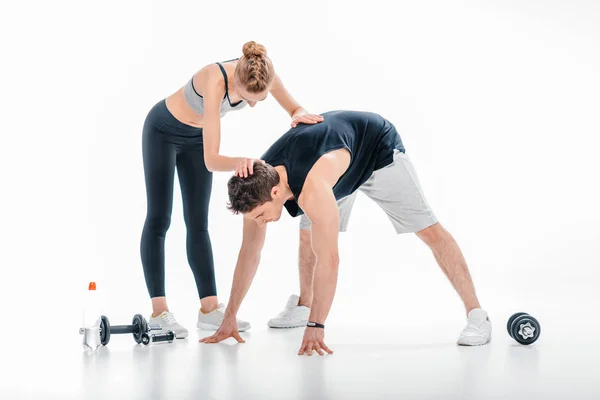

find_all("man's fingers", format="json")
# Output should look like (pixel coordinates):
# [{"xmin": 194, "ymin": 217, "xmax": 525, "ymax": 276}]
[
  {"xmin": 298, "ymin": 339, "xmax": 332, "ymax": 356},
  {"xmin": 314, "ymin": 344, "xmax": 325, "ymax": 356},
  {"xmin": 299, "ymin": 342, "xmax": 313, "ymax": 356},
  {"xmin": 321, "ymin": 342, "xmax": 334, "ymax": 354},
  {"xmin": 200, "ymin": 332, "xmax": 230, "ymax": 343},
  {"xmin": 199, "ymin": 333, "xmax": 220, "ymax": 343},
  {"xmin": 298, "ymin": 343, "xmax": 306, "ymax": 355},
  {"xmin": 200, "ymin": 336, "xmax": 216, "ymax": 343},
  {"xmin": 233, "ymin": 331, "xmax": 246, "ymax": 343},
  {"xmin": 305, "ymin": 342, "xmax": 316, "ymax": 356}
]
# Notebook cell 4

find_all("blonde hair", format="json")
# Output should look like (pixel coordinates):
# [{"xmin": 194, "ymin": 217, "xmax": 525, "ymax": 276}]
[{"xmin": 234, "ymin": 41, "xmax": 275, "ymax": 94}]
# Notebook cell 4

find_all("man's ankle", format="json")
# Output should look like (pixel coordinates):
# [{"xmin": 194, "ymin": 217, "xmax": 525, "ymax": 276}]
[{"xmin": 298, "ymin": 296, "xmax": 312, "ymax": 308}]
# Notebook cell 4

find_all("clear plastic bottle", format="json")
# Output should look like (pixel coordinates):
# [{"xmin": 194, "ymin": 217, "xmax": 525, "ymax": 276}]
[{"xmin": 81, "ymin": 282, "xmax": 101, "ymax": 351}]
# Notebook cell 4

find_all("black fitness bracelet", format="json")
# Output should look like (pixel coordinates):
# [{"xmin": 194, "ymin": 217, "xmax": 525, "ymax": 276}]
[{"xmin": 307, "ymin": 322, "xmax": 325, "ymax": 329}]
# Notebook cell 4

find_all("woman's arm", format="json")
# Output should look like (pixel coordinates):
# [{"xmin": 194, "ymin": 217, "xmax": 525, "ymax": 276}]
[
  {"xmin": 201, "ymin": 66, "xmax": 258, "ymax": 174},
  {"xmin": 269, "ymin": 74, "xmax": 324, "ymax": 128}
]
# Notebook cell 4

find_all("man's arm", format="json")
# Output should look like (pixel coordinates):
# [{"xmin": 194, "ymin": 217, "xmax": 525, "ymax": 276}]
[
  {"xmin": 200, "ymin": 218, "xmax": 266, "ymax": 343},
  {"xmin": 301, "ymin": 182, "xmax": 341, "ymax": 326},
  {"xmin": 295, "ymin": 149, "xmax": 349, "ymax": 355},
  {"xmin": 225, "ymin": 218, "xmax": 267, "ymax": 318},
  {"xmin": 295, "ymin": 180, "xmax": 340, "ymax": 355}
]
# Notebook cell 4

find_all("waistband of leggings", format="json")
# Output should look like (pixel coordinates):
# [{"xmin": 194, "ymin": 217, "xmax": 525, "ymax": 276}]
[{"xmin": 149, "ymin": 99, "xmax": 204, "ymax": 135}]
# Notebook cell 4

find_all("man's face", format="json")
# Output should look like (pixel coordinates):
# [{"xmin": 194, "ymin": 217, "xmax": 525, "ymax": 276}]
[{"xmin": 244, "ymin": 187, "xmax": 285, "ymax": 227}]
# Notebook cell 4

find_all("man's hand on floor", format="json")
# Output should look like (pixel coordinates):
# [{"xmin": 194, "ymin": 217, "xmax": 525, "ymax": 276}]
[
  {"xmin": 200, "ymin": 318, "xmax": 245, "ymax": 344},
  {"xmin": 298, "ymin": 327, "xmax": 333, "ymax": 356}
]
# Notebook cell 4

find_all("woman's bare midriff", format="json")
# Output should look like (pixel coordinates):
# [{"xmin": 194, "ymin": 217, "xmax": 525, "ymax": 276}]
[{"xmin": 165, "ymin": 88, "xmax": 205, "ymax": 128}]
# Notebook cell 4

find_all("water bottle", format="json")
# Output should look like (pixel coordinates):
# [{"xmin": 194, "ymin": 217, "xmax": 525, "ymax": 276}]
[{"xmin": 81, "ymin": 281, "xmax": 101, "ymax": 351}]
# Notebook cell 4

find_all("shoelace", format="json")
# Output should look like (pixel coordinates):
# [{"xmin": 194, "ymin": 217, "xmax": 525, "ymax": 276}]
[
  {"xmin": 162, "ymin": 312, "xmax": 177, "ymax": 325},
  {"xmin": 276, "ymin": 304, "xmax": 297, "ymax": 319},
  {"xmin": 464, "ymin": 319, "xmax": 486, "ymax": 333}
]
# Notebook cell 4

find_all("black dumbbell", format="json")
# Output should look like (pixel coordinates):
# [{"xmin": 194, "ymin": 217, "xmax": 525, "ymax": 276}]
[
  {"xmin": 507, "ymin": 312, "xmax": 541, "ymax": 345},
  {"xmin": 99, "ymin": 314, "xmax": 160, "ymax": 346}
]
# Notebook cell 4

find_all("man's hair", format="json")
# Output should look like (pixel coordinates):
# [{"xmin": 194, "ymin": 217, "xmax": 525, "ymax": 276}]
[{"xmin": 227, "ymin": 162, "xmax": 280, "ymax": 214}]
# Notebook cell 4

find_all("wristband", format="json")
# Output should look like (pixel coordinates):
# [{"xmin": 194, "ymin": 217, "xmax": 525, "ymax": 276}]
[{"xmin": 307, "ymin": 322, "xmax": 325, "ymax": 329}]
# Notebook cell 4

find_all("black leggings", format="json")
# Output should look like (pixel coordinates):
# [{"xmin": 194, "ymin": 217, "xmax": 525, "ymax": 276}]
[{"xmin": 140, "ymin": 100, "xmax": 216, "ymax": 299}]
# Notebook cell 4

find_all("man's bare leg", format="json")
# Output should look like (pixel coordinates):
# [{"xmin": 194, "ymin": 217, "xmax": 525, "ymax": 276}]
[
  {"xmin": 417, "ymin": 222, "xmax": 491, "ymax": 345},
  {"xmin": 416, "ymin": 222, "xmax": 481, "ymax": 314},
  {"xmin": 298, "ymin": 228, "xmax": 317, "ymax": 308}
]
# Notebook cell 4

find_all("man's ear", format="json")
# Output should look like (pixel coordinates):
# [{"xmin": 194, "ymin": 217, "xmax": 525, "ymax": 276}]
[{"xmin": 271, "ymin": 185, "xmax": 279, "ymax": 199}]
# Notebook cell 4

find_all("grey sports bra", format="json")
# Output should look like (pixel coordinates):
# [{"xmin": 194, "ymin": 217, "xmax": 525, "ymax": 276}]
[{"xmin": 183, "ymin": 60, "xmax": 248, "ymax": 117}]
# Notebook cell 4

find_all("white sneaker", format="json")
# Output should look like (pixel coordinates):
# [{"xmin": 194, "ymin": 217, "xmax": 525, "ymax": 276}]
[
  {"xmin": 196, "ymin": 303, "xmax": 251, "ymax": 331},
  {"xmin": 149, "ymin": 311, "xmax": 188, "ymax": 339},
  {"xmin": 268, "ymin": 294, "xmax": 310, "ymax": 328},
  {"xmin": 457, "ymin": 308, "xmax": 492, "ymax": 346}
]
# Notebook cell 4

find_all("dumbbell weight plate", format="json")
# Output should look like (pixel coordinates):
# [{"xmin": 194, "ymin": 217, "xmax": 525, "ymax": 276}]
[
  {"xmin": 511, "ymin": 315, "xmax": 541, "ymax": 345},
  {"xmin": 100, "ymin": 315, "xmax": 111, "ymax": 346},
  {"xmin": 506, "ymin": 312, "xmax": 528, "ymax": 338},
  {"xmin": 132, "ymin": 314, "xmax": 148, "ymax": 344}
]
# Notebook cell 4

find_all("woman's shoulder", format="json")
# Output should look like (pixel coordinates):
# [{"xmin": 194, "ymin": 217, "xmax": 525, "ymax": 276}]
[{"xmin": 192, "ymin": 64, "xmax": 226, "ymax": 96}]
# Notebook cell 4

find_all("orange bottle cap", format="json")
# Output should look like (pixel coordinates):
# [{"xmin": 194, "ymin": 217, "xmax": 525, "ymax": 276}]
[{"xmin": 88, "ymin": 282, "xmax": 97, "ymax": 290}]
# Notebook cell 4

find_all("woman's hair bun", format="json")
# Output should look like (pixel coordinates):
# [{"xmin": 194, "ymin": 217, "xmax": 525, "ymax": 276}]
[{"xmin": 242, "ymin": 41, "xmax": 267, "ymax": 58}]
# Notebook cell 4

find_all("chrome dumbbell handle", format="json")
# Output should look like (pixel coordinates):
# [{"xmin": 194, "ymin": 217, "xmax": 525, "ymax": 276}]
[
  {"xmin": 148, "ymin": 324, "xmax": 162, "ymax": 332},
  {"xmin": 142, "ymin": 331, "xmax": 176, "ymax": 345}
]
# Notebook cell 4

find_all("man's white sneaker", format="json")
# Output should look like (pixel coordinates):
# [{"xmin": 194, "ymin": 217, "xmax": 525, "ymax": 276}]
[
  {"xmin": 457, "ymin": 308, "xmax": 492, "ymax": 346},
  {"xmin": 268, "ymin": 294, "xmax": 310, "ymax": 328},
  {"xmin": 149, "ymin": 311, "xmax": 188, "ymax": 339},
  {"xmin": 196, "ymin": 303, "xmax": 251, "ymax": 331}
]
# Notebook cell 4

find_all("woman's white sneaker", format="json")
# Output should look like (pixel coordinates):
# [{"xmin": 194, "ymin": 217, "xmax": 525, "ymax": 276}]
[
  {"xmin": 148, "ymin": 311, "xmax": 188, "ymax": 339},
  {"xmin": 267, "ymin": 294, "xmax": 310, "ymax": 328},
  {"xmin": 457, "ymin": 308, "xmax": 492, "ymax": 346},
  {"xmin": 196, "ymin": 303, "xmax": 251, "ymax": 331}
]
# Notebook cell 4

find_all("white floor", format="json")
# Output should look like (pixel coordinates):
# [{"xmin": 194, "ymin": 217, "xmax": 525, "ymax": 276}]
[{"xmin": 4, "ymin": 317, "xmax": 600, "ymax": 400}]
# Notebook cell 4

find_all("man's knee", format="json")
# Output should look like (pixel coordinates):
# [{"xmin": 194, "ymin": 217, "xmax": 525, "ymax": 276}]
[
  {"xmin": 299, "ymin": 228, "xmax": 316, "ymax": 261},
  {"xmin": 416, "ymin": 222, "xmax": 445, "ymax": 246},
  {"xmin": 299, "ymin": 228, "xmax": 311, "ymax": 243}
]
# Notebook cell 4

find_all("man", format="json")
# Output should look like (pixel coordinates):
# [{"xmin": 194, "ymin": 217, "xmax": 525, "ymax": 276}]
[{"xmin": 200, "ymin": 110, "xmax": 492, "ymax": 355}]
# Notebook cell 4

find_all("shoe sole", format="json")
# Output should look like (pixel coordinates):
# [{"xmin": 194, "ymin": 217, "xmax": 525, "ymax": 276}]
[
  {"xmin": 267, "ymin": 322, "xmax": 307, "ymax": 329},
  {"xmin": 457, "ymin": 337, "xmax": 492, "ymax": 346},
  {"xmin": 196, "ymin": 322, "xmax": 250, "ymax": 332}
]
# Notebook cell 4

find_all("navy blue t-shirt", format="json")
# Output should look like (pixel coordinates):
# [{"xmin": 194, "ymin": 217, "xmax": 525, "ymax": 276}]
[{"xmin": 261, "ymin": 110, "xmax": 405, "ymax": 217}]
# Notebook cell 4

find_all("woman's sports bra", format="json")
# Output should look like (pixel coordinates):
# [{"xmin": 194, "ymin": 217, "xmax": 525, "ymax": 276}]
[{"xmin": 183, "ymin": 60, "xmax": 247, "ymax": 117}]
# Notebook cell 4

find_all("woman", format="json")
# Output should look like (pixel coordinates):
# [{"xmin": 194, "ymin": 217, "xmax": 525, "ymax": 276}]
[{"xmin": 141, "ymin": 41, "xmax": 323, "ymax": 338}]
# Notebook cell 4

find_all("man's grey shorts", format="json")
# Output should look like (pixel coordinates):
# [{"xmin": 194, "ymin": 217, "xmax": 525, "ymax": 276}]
[{"xmin": 299, "ymin": 151, "xmax": 438, "ymax": 234}]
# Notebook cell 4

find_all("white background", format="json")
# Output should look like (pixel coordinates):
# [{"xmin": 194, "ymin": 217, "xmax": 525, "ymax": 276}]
[{"xmin": 2, "ymin": 0, "xmax": 599, "ymax": 343}]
